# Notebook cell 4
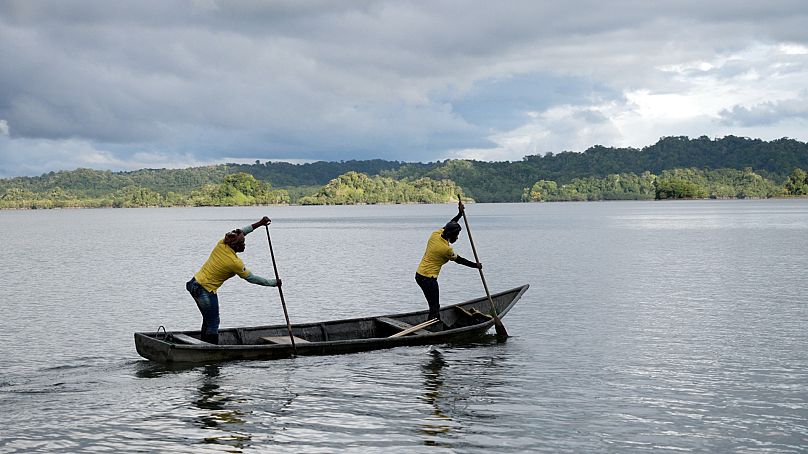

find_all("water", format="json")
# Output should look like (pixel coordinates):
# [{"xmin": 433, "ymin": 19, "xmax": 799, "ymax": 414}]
[{"xmin": 1, "ymin": 201, "xmax": 807, "ymax": 452}]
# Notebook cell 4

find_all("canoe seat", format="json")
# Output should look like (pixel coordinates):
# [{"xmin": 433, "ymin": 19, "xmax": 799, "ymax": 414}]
[
  {"xmin": 376, "ymin": 317, "xmax": 434, "ymax": 337},
  {"xmin": 455, "ymin": 306, "xmax": 490, "ymax": 319},
  {"xmin": 171, "ymin": 333, "xmax": 211, "ymax": 345},
  {"xmin": 450, "ymin": 306, "xmax": 492, "ymax": 328},
  {"xmin": 259, "ymin": 336, "xmax": 311, "ymax": 345}
]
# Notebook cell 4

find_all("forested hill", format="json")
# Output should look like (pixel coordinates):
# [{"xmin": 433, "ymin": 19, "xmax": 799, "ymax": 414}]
[
  {"xmin": 2, "ymin": 135, "xmax": 808, "ymax": 203},
  {"xmin": 386, "ymin": 135, "xmax": 808, "ymax": 201},
  {"xmin": 0, "ymin": 159, "xmax": 405, "ymax": 198}
]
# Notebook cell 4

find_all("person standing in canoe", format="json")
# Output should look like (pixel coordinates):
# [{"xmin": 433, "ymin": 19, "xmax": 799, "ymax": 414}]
[
  {"xmin": 416, "ymin": 201, "xmax": 482, "ymax": 326},
  {"xmin": 186, "ymin": 216, "xmax": 281, "ymax": 344}
]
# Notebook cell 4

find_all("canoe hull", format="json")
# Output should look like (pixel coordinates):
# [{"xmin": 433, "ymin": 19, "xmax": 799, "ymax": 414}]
[{"xmin": 135, "ymin": 284, "xmax": 528, "ymax": 364}]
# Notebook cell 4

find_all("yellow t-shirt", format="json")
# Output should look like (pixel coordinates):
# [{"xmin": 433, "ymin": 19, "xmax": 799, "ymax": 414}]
[
  {"xmin": 194, "ymin": 239, "xmax": 251, "ymax": 293},
  {"xmin": 416, "ymin": 229, "xmax": 458, "ymax": 278}
]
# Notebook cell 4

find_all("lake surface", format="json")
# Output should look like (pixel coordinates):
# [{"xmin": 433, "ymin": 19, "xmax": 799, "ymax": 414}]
[{"xmin": 1, "ymin": 200, "xmax": 807, "ymax": 453}]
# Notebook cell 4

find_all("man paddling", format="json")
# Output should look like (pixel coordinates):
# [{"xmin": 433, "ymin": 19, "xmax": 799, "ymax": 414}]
[
  {"xmin": 186, "ymin": 216, "xmax": 281, "ymax": 344},
  {"xmin": 416, "ymin": 201, "xmax": 482, "ymax": 327}
]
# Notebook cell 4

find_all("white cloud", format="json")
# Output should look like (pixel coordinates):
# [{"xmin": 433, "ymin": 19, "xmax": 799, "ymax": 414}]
[
  {"xmin": 454, "ymin": 39, "xmax": 808, "ymax": 161},
  {"xmin": 779, "ymin": 43, "xmax": 808, "ymax": 55}
]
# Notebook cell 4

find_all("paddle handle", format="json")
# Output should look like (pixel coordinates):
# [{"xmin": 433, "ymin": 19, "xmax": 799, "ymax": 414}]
[
  {"xmin": 265, "ymin": 225, "xmax": 297, "ymax": 355},
  {"xmin": 458, "ymin": 197, "xmax": 508, "ymax": 337},
  {"xmin": 460, "ymin": 211, "xmax": 496, "ymax": 312}
]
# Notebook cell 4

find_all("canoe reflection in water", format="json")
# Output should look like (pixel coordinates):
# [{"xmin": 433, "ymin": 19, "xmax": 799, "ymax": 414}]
[
  {"xmin": 420, "ymin": 347, "xmax": 454, "ymax": 446},
  {"xmin": 194, "ymin": 365, "xmax": 252, "ymax": 449}
]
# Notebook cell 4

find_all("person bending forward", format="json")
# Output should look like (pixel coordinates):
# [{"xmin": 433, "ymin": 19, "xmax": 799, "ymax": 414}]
[{"xmin": 186, "ymin": 216, "xmax": 281, "ymax": 344}]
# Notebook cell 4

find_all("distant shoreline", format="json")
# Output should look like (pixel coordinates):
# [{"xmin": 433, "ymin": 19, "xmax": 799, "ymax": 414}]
[{"xmin": 4, "ymin": 197, "xmax": 807, "ymax": 211}]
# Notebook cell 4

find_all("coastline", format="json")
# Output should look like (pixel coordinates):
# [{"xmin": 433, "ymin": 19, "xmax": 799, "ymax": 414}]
[{"xmin": 3, "ymin": 196, "xmax": 807, "ymax": 210}]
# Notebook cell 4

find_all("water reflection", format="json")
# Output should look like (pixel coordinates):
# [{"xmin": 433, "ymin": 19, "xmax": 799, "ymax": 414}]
[
  {"xmin": 133, "ymin": 360, "xmax": 197, "ymax": 378},
  {"xmin": 193, "ymin": 365, "xmax": 252, "ymax": 449},
  {"xmin": 420, "ymin": 348, "xmax": 454, "ymax": 447}
]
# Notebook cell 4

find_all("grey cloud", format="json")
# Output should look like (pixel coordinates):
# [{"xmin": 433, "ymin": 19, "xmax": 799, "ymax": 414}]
[
  {"xmin": 719, "ymin": 95, "xmax": 808, "ymax": 127},
  {"xmin": 441, "ymin": 73, "xmax": 623, "ymax": 131},
  {"xmin": 1, "ymin": 0, "xmax": 808, "ymax": 176}
]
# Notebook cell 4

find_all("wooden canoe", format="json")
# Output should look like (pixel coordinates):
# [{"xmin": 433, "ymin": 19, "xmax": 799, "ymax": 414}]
[{"xmin": 134, "ymin": 284, "xmax": 529, "ymax": 364}]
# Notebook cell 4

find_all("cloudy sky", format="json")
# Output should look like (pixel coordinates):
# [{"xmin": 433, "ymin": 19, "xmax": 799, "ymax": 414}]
[{"xmin": 1, "ymin": 1, "xmax": 807, "ymax": 177}]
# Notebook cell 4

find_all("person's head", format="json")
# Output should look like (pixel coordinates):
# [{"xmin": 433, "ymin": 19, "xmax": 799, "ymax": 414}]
[
  {"xmin": 442, "ymin": 221, "xmax": 462, "ymax": 243},
  {"xmin": 224, "ymin": 229, "xmax": 246, "ymax": 252}
]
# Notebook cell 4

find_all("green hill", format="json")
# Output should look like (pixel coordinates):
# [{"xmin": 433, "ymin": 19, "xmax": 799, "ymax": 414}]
[{"xmin": 2, "ymin": 135, "xmax": 807, "ymax": 207}]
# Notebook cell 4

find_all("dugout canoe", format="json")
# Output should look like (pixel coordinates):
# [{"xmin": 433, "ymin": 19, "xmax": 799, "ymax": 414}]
[{"xmin": 134, "ymin": 284, "xmax": 529, "ymax": 364}]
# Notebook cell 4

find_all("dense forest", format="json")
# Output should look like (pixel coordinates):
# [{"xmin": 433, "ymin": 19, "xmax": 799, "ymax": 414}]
[
  {"xmin": 384, "ymin": 135, "xmax": 808, "ymax": 201},
  {"xmin": 298, "ymin": 172, "xmax": 464, "ymax": 205},
  {"xmin": 522, "ymin": 167, "xmax": 806, "ymax": 201},
  {"xmin": 2, "ymin": 136, "xmax": 807, "ymax": 208}
]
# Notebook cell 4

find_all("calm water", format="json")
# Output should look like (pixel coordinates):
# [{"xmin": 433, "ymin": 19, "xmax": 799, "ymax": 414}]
[{"xmin": 1, "ymin": 201, "xmax": 807, "ymax": 453}]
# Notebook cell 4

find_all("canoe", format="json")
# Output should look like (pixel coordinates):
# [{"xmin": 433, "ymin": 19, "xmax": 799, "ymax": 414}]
[{"xmin": 134, "ymin": 284, "xmax": 529, "ymax": 364}]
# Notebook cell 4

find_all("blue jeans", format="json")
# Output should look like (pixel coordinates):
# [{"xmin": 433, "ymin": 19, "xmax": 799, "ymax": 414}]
[{"xmin": 186, "ymin": 277, "xmax": 220, "ymax": 344}]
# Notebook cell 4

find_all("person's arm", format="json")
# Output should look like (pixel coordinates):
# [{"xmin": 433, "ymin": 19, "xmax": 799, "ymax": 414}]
[
  {"xmin": 240, "ymin": 216, "xmax": 272, "ymax": 235},
  {"xmin": 454, "ymin": 255, "xmax": 481, "ymax": 269},
  {"xmin": 450, "ymin": 201, "xmax": 464, "ymax": 223},
  {"xmin": 243, "ymin": 272, "xmax": 281, "ymax": 287}
]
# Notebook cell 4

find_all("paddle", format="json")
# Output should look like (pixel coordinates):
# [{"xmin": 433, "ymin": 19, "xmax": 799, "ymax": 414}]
[
  {"xmin": 457, "ymin": 196, "xmax": 509, "ymax": 338},
  {"xmin": 264, "ymin": 225, "xmax": 297, "ymax": 356}
]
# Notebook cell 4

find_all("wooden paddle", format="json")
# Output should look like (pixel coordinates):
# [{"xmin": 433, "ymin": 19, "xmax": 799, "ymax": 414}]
[
  {"xmin": 265, "ymin": 225, "xmax": 297, "ymax": 356},
  {"xmin": 458, "ymin": 196, "xmax": 509, "ymax": 338}
]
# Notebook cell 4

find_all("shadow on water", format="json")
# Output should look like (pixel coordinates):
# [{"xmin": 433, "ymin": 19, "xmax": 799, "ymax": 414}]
[{"xmin": 419, "ymin": 348, "xmax": 454, "ymax": 448}]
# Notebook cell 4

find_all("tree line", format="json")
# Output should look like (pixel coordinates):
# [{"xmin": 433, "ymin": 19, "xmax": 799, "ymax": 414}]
[
  {"xmin": 385, "ymin": 136, "xmax": 808, "ymax": 201},
  {"xmin": 0, "ymin": 172, "xmax": 288, "ymax": 209},
  {"xmin": 522, "ymin": 167, "xmax": 808, "ymax": 201},
  {"xmin": 0, "ymin": 171, "xmax": 464, "ymax": 208},
  {"xmin": 2, "ymin": 135, "xmax": 808, "ymax": 208}
]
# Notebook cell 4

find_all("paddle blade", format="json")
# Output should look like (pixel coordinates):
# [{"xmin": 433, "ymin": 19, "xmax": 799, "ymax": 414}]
[{"xmin": 494, "ymin": 317, "xmax": 509, "ymax": 339}]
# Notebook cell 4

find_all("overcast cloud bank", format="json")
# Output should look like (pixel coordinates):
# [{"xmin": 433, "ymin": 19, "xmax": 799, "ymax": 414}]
[{"xmin": 2, "ymin": 1, "xmax": 807, "ymax": 177}]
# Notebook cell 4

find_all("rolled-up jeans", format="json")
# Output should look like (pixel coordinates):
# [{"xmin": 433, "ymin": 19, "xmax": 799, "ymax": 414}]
[{"xmin": 186, "ymin": 277, "xmax": 220, "ymax": 344}]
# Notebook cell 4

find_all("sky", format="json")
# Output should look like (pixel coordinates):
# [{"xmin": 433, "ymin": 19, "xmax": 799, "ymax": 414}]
[{"xmin": 1, "ymin": 1, "xmax": 808, "ymax": 177}]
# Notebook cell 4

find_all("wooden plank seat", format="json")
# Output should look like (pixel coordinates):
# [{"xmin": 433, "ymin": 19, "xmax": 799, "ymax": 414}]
[
  {"xmin": 450, "ymin": 306, "xmax": 492, "ymax": 329},
  {"xmin": 171, "ymin": 333, "xmax": 211, "ymax": 345},
  {"xmin": 455, "ymin": 306, "xmax": 490, "ymax": 319},
  {"xmin": 376, "ymin": 317, "xmax": 437, "ymax": 337},
  {"xmin": 259, "ymin": 336, "xmax": 311, "ymax": 345}
]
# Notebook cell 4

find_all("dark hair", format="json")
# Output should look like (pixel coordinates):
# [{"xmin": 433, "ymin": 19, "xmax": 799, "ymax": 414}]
[
  {"xmin": 443, "ymin": 221, "xmax": 461, "ymax": 236},
  {"xmin": 223, "ymin": 229, "xmax": 245, "ymax": 246}
]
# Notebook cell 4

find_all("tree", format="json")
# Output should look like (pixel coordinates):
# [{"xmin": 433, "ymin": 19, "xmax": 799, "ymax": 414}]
[
  {"xmin": 655, "ymin": 179, "xmax": 708, "ymax": 199},
  {"xmin": 185, "ymin": 173, "xmax": 288, "ymax": 206},
  {"xmin": 522, "ymin": 180, "xmax": 558, "ymax": 201},
  {"xmin": 298, "ymin": 171, "xmax": 465, "ymax": 205},
  {"xmin": 784, "ymin": 168, "xmax": 808, "ymax": 195},
  {"xmin": 112, "ymin": 186, "xmax": 163, "ymax": 207}
]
